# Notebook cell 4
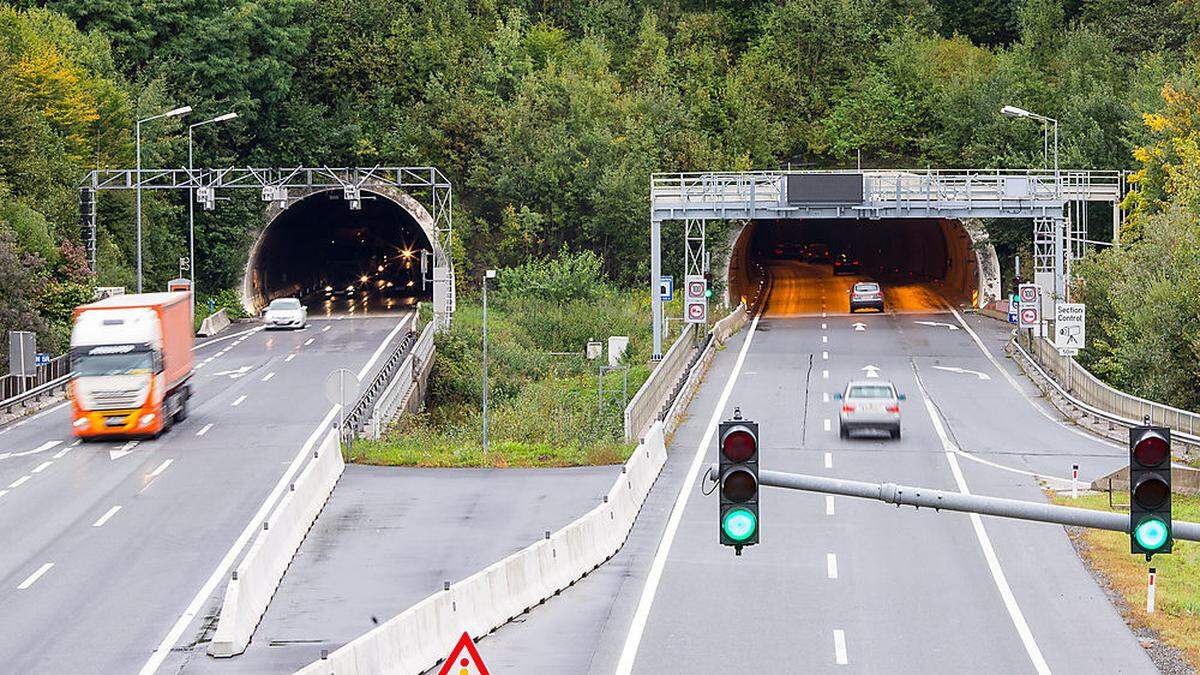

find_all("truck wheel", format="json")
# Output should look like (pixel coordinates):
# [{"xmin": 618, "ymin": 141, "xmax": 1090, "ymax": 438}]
[{"xmin": 175, "ymin": 386, "xmax": 190, "ymax": 423}]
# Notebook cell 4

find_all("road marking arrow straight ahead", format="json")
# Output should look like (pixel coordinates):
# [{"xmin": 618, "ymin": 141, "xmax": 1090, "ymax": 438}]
[
  {"xmin": 852, "ymin": 322, "xmax": 866, "ymax": 331},
  {"xmin": 932, "ymin": 365, "xmax": 991, "ymax": 380},
  {"xmin": 914, "ymin": 320, "xmax": 960, "ymax": 331},
  {"xmin": 109, "ymin": 440, "xmax": 138, "ymax": 460},
  {"xmin": 214, "ymin": 366, "xmax": 253, "ymax": 379},
  {"xmin": 861, "ymin": 365, "xmax": 880, "ymax": 378}
]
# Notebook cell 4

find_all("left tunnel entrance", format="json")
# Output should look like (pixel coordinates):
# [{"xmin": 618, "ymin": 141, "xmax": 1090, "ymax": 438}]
[{"xmin": 243, "ymin": 190, "xmax": 434, "ymax": 316}]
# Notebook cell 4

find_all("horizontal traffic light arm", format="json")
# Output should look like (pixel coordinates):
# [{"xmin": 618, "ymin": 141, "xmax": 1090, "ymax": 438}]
[{"xmin": 720, "ymin": 467, "xmax": 1200, "ymax": 541}]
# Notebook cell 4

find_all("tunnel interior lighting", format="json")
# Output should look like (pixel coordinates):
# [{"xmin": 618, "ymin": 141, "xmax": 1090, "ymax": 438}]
[{"xmin": 360, "ymin": 275, "xmax": 369, "ymax": 283}]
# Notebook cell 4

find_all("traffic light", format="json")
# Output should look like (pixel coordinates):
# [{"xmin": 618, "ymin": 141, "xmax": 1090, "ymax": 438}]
[
  {"xmin": 719, "ymin": 409, "xmax": 758, "ymax": 554},
  {"xmin": 1130, "ymin": 425, "xmax": 1172, "ymax": 558},
  {"xmin": 703, "ymin": 271, "xmax": 714, "ymax": 299}
]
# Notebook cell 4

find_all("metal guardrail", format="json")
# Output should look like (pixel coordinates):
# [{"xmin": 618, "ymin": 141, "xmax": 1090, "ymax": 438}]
[
  {"xmin": 340, "ymin": 328, "xmax": 419, "ymax": 443},
  {"xmin": 1013, "ymin": 333, "xmax": 1200, "ymax": 445},
  {"xmin": 624, "ymin": 322, "xmax": 696, "ymax": 442},
  {"xmin": 364, "ymin": 322, "xmax": 436, "ymax": 439},
  {"xmin": 0, "ymin": 355, "xmax": 71, "ymax": 417}
]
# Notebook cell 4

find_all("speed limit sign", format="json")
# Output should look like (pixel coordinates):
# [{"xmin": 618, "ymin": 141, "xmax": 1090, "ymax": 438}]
[
  {"xmin": 685, "ymin": 274, "xmax": 707, "ymax": 324},
  {"xmin": 1018, "ymin": 284, "xmax": 1040, "ymax": 329}
]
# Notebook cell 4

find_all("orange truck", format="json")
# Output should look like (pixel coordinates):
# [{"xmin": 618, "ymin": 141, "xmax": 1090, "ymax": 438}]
[{"xmin": 69, "ymin": 291, "xmax": 194, "ymax": 439}]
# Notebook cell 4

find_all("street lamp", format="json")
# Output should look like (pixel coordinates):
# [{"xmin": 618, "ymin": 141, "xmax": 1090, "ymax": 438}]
[
  {"xmin": 187, "ymin": 111, "xmax": 238, "ymax": 319},
  {"xmin": 482, "ymin": 269, "xmax": 497, "ymax": 461},
  {"xmin": 999, "ymin": 105, "xmax": 1058, "ymax": 178},
  {"xmin": 135, "ymin": 105, "xmax": 191, "ymax": 293}
]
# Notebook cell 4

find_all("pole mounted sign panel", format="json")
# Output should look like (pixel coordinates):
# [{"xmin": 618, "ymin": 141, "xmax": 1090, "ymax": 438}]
[
  {"xmin": 1054, "ymin": 303, "xmax": 1085, "ymax": 355},
  {"xmin": 1017, "ymin": 283, "xmax": 1040, "ymax": 331},
  {"xmin": 685, "ymin": 274, "xmax": 707, "ymax": 324},
  {"xmin": 658, "ymin": 276, "xmax": 673, "ymax": 302}
]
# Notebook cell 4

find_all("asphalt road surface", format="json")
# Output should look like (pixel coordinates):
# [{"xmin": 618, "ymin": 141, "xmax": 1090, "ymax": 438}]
[
  {"xmin": 476, "ymin": 261, "xmax": 1148, "ymax": 674},
  {"xmin": 0, "ymin": 313, "xmax": 413, "ymax": 675}
]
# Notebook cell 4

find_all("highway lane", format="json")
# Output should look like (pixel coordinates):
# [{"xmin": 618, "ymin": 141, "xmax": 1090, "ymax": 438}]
[
  {"xmin": 0, "ymin": 313, "xmax": 413, "ymax": 675},
  {"xmin": 475, "ymin": 261, "xmax": 1150, "ymax": 673}
]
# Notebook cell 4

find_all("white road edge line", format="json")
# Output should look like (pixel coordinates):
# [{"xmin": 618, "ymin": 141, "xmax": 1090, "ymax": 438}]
[
  {"xmin": 139, "ymin": 314, "xmax": 411, "ymax": 675},
  {"xmin": 93, "ymin": 505, "xmax": 121, "ymax": 527},
  {"xmin": 833, "ymin": 629, "xmax": 848, "ymax": 665},
  {"xmin": 825, "ymin": 495, "xmax": 835, "ymax": 515},
  {"xmin": 827, "ymin": 553, "xmax": 839, "ymax": 579},
  {"xmin": 149, "ymin": 459, "xmax": 173, "ymax": 478},
  {"xmin": 915, "ymin": 367, "xmax": 1051, "ymax": 675},
  {"xmin": 17, "ymin": 562, "xmax": 54, "ymax": 590},
  {"xmin": 196, "ymin": 424, "xmax": 213, "ymax": 437},
  {"xmin": 614, "ymin": 314, "xmax": 760, "ymax": 675}
]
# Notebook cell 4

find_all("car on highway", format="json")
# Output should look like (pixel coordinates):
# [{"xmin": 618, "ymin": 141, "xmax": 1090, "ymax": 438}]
[
  {"xmin": 849, "ymin": 282, "xmax": 884, "ymax": 312},
  {"xmin": 833, "ymin": 253, "xmax": 860, "ymax": 275},
  {"xmin": 836, "ymin": 380, "xmax": 904, "ymax": 439},
  {"xmin": 805, "ymin": 243, "xmax": 830, "ymax": 263},
  {"xmin": 263, "ymin": 297, "xmax": 308, "ymax": 329}
]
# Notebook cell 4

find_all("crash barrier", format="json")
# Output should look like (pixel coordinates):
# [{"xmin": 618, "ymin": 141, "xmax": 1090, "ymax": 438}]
[
  {"xmin": 198, "ymin": 309, "xmax": 231, "ymax": 337},
  {"xmin": 209, "ymin": 430, "xmax": 345, "ymax": 657},
  {"xmin": 624, "ymin": 323, "xmax": 696, "ymax": 442},
  {"xmin": 1012, "ymin": 333, "xmax": 1200, "ymax": 455},
  {"xmin": 341, "ymin": 317, "xmax": 419, "ymax": 443},
  {"xmin": 0, "ymin": 353, "xmax": 71, "ymax": 421},
  {"xmin": 365, "ymin": 322, "xmax": 436, "ymax": 439},
  {"xmin": 659, "ymin": 304, "xmax": 747, "ymax": 438},
  {"xmin": 294, "ymin": 422, "xmax": 670, "ymax": 675}
]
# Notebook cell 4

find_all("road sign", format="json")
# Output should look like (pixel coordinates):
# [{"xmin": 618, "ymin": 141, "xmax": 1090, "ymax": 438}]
[
  {"xmin": 1054, "ymin": 303, "xmax": 1085, "ymax": 354},
  {"xmin": 684, "ymin": 274, "xmax": 707, "ymax": 324},
  {"xmin": 437, "ymin": 632, "xmax": 491, "ymax": 675},
  {"xmin": 658, "ymin": 276, "xmax": 673, "ymax": 302},
  {"xmin": 1008, "ymin": 295, "xmax": 1018, "ymax": 324},
  {"xmin": 1018, "ymin": 284, "xmax": 1040, "ymax": 330},
  {"xmin": 34, "ymin": 353, "xmax": 49, "ymax": 367}
]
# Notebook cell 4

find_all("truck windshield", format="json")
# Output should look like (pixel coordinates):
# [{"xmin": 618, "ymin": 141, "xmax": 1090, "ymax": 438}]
[{"xmin": 73, "ymin": 352, "xmax": 154, "ymax": 376}]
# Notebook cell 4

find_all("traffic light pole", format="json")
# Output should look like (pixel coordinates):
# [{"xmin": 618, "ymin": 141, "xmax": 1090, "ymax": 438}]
[{"xmin": 730, "ymin": 469, "xmax": 1200, "ymax": 542}]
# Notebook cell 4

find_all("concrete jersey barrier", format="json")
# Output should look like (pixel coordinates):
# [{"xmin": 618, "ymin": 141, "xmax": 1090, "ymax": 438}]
[
  {"xmin": 198, "ymin": 308, "xmax": 231, "ymax": 337},
  {"xmin": 294, "ymin": 422, "xmax": 670, "ymax": 675},
  {"xmin": 209, "ymin": 430, "xmax": 345, "ymax": 657}
]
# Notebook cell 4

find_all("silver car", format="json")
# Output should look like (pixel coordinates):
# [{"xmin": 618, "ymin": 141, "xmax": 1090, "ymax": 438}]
[
  {"xmin": 849, "ymin": 282, "xmax": 884, "ymax": 312},
  {"xmin": 263, "ymin": 297, "xmax": 307, "ymax": 329},
  {"xmin": 836, "ymin": 380, "xmax": 904, "ymax": 439}
]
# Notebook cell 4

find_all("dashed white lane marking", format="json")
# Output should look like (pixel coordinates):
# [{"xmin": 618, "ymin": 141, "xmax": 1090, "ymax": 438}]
[
  {"xmin": 824, "ymin": 452, "xmax": 833, "ymax": 468},
  {"xmin": 32, "ymin": 461, "xmax": 52, "ymax": 474},
  {"xmin": 322, "ymin": 325, "xmax": 331, "ymax": 332},
  {"xmin": 823, "ymin": 418, "xmax": 831, "ymax": 432},
  {"xmin": 823, "ymin": 392, "xmax": 830, "ymax": 403},
  {"xmin": 614, "ymin": 314, "xmax": 761, "ymax": 675},
  {"xmin": 822, "ymin": 351, "xmax": 829, "ymax": 360},
  {"xmin": 261, "ymin": 372, "xmax": 275, "ymax": 382},
  {"xmin": 149, "ymin": 459, "xmax": 173, "ymax": 478},
  {"xmin": 821, "ymin": 323, "xmax": 827, "ymax": 330},
  {"xmin": 825, "ymin": 495, "xmax": 835, "ymax": 515},
  {"xmin": 0, "ymin": 489, "xmax": 8, "ymax": 498},
  {"xmin": 833, "ymin": 630, "xmax": 848, "ymax": 665},
  {"xmin": 71, "ymin": 439, "xmax": 81, "ymax": 447},
  {"xmin": 53, "ymin": 446, "xmax": 72, "ymax": 459},
  {"xmin": 915, "ymin": 368, "xmax": 1051, "ymax": 675},
  {"xmin": 17, "ymin": 562, "xmax": 54, "ymax": 590},
  {"xmin": 196, "ymin": 424, "xmax": 213, "ymax": 437},
  {"xmin": 822, "ymin": 335, "xmax": 828, "ymax": 344},
  {"xmin": 827, "ymin": 553, "xmax": 839, "ymax": 579},
  {"xmin": 303, "ymin": 338, "xmax": 314, "ymax": 346},
  {"xmin": 231, "ymin": 395, "xmax": 247, "ymax": 407},
  {"xmin": 8, "ymin": 475, "xmax": 31, "ymax": 488},
  {"xmin": 822, "ymin": 369, "xmax": 829, "ymax": 379},
  {"xmin": 285, "ymin": 354, "xmax": 296, "ymax": 363},
  {"xmin": 93, "ymin": 505, "xmax": 121, "ymax": 527},
  {"xmin": 218, "ymin": 347, "xmax": 231, "ymax": 355}
]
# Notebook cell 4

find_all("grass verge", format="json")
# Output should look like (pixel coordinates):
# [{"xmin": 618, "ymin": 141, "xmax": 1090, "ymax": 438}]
[{"xmin": 1051, "ymin": 491, "xmax": 1200, "ymax": 666}]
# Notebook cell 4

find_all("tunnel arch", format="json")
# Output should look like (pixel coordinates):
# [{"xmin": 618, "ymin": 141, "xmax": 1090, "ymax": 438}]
[{"xmin": 241, "ymin": 187, "xmax": 442, "ymax": 313}]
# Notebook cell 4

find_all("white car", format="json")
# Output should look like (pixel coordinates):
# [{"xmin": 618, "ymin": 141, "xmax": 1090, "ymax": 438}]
[
  {"xmin": 837, "ymin": 380, "xmax": 904, "ymax": 439},
  {"xmin": 263, "ymin": 297, "xmax": 307, "ymax": 329}
]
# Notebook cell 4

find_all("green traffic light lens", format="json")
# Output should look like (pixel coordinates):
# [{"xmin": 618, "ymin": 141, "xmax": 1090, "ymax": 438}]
[
  {"xmin": 705, "ymin": 289, "xmax": 713, "ymax": 298},
  {"xmin": 1134, "ymin": 517, "xmax": 1169, "ymax": 550},
  {"xmin": 722, "ymin": 507, "xmax": 757, "ymax": 542}
]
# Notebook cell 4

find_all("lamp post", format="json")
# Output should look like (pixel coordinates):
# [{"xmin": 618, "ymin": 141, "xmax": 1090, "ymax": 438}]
[
  {"xmin": 135, "ymin": 105, "xmax": 191, "ymax": 293},
  {"xmin": 187, "ymin": 112, "xmax": 238, "ymax": 319},
  {"xmin": 482, "ymin": 269, "xmax": 497, "ymax": 461},
  {"xmin": 1000, "ymin": 105, "xmax": 1058, "ymax": 180},
  {"xmin": 1002, "ymin": 105, "xmax": 1065, "ymax": 306}
]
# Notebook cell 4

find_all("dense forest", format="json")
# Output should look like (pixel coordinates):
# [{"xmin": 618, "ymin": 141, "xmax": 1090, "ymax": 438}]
[{"xmin": 0, "ymin": 0, "xmax": 1198, "ymax": 402}]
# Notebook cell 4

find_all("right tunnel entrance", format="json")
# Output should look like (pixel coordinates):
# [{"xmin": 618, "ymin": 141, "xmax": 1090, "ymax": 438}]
[{"xmin": 729, "ymin": 218, "xmax": 987, "ymax": 316}]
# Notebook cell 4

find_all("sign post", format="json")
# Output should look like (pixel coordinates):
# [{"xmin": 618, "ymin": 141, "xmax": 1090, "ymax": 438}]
[{"xmin": 684, "ymin": 274, "xmax": 707, "ymax": 325}]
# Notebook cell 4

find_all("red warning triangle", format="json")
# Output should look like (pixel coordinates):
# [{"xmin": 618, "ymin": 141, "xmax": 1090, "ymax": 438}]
[{"xmin": 437, "ymin": 632, "xmax": 492, "ymax": 675}]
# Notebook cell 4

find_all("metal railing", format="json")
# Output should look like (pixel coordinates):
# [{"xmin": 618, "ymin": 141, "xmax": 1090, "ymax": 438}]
[
  {"xmin": 0, "ymin": 354, "xmax": 71, "ymax": 417},
  {"xmin": 624, "ymin": 323, "xmax": 697, "ymax": 442},
  {"xmin": 1015, "ymin": 333, "xmax": 1200, "ymax": 444},
  {"xmin": 340, "ymin": 328, "xmax": 419, "ymax": 443},
  {"xmin": 364, "ymin": 322, "xmax": 436, "ymax": 439}
]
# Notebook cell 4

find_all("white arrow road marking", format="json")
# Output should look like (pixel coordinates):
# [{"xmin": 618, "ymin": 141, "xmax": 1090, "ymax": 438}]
[
  {"xmin": 932, "ymin": 366, "xmax": 991, "ymax": 380},
  {"xmin": 1, "ymin": 440, "xmax": 62, "ymax": 460},
  {"xmin": 861, "ymin": 365, "xmax": 880, "ymax": 378},
  {"xmin": 914, "ymin": 320, "xmax": 960, "ymax": 331},
  {"xmin": 109, "ymin": 441, "xmax": 138, "ymax": 460},
  {"xmin": 17, "ymin": 562, "xmax": 53, "ymax": 590},
  {"xmin": 213, "ymin": 366, "xmax": 252, "ymax": 379},
  {"xmin": 852, "ymin": 322, "xmax": 866, "ymax": 331},
  {"xmin": 93, "ymin": 506, "xmax": 121, "ymax": 528}
]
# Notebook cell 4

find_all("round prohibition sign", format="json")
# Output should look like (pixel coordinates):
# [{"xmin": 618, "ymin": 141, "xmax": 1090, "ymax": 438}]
[
  {"xmin": 687, "ymin": 281, "xmax": 706, "ymax": 298},
  {"xmin": 687, "ymin": 303, "xmax": 705, "ymax": 320},
  {"xmin": 1019, "ymin": 286, "xmax": 1038, "ymax": 303},
  {"xmin": 1020, "ymin": 307, "xmax": 1038, "ymax": 325}
]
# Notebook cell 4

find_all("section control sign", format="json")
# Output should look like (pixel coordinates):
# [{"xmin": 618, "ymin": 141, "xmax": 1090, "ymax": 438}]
[
  {"xmin": 685, "ymin": 274, "xmax": 707, "ymax": 324},
  {"xmin": 1017, "ymin": 283, "xmax": 1040, "ymax": 330},
  {"xmin": 1054, "ymin": 303, "xmax": 1086, "ymax": 355}
]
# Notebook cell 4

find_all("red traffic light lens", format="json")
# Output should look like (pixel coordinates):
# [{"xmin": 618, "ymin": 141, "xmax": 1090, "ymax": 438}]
[
  {"xmin": 721, "ymin": 429, "xmax": 756, "ymax": 462},
  {"xmin": 722, "ymin": 468, "xmax": 758, "ymax": 502},
  {"xmin": 1133, "ymin": 476, "xmax": 1170, "ymax": 510},
  {"xmin": 1133, "ymin": 432, "xmax": 1169, "ymax": 467}
]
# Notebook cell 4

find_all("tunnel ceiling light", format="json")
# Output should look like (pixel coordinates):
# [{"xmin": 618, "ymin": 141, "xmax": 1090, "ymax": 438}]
[{"xmin": 378, "ymin": 265, "xmax": 385, "ymax": 272}]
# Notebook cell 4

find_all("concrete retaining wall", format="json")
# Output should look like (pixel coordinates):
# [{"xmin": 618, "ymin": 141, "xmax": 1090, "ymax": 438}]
[
  {"xmin": 209, "ymin": 430, "xmax": 345, "ymax": 657},
  {"xmin": 294, "ymin": 422, "xmax": 670, "ymax": 675}
]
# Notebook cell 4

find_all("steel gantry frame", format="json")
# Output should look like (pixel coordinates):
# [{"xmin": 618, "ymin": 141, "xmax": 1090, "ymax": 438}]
[
  {"xmin": 79, "ymin": 166, "xmax": 456, "ymax": 328},
  {"xmin": 649, "ymin": 169, "xmax": 1127, "ymax": 357}
]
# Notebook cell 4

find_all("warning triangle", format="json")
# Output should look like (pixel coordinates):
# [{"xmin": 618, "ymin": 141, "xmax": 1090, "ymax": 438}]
[{"xmin": 437, "ymin": 632, "xmax": 492, "ymax": 675}]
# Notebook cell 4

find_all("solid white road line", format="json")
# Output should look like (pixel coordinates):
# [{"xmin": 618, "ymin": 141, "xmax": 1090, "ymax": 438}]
[
  {"xmin": 261, "ymin": 372, "xmax": 275, "ymax": 382},
  {"xmin": 303, "ymin": 338, "xmax": 314, "ymax": 346},
  {"xmin": 833, "ymin": 630, "xmax": 848, "ymax": 665},
  {"xmin": 826, "ymin": 495, "xmax": 835, "ymax": 515},
  {"xmin": 31, "ymin": 461, "xmax": 52, "ymax": 474},
  {"xmin": 231, "ymin": 395, "xmax": 247, "ymax": 407},
  {"xmin": 823, "ymin": 418, "xmax": 831, "ymax": 432},
  {"xmin": 4, "ymin": 440, "xmax": 62, "ymax": 459},
  {"xmin": 148, "ymin": 459, "xmax": 173, "ymax": 478},
  {"xmin": 93, "ymin": 505, "xmax": 121, "ymax": 527},
  {"xmin": 8, "ymin": 475, "xmax": 31, "ymax": 489},
  {"xmin": 915, "ymin": 371, "xmax": 1051, "ymax": 675},
  {"xmin": 614, "ymin": 314, "xmax": 760, "ymax": 675},
  {"xmin": 827, "ymin": 553, "xmax": 839, "ymax": 579},
  {"xmin": 193, "ymin": 325, "xmax": 264, "ymax": 351},
  {"xmin": 824, "ymin": 452, "xmax": 833, "ymax": 469},
  {"xmin": 17, "ymin": 562, "xmax": 53, "ymax": 590},
  {"xmin": 196, "ymin": 424, "xmax": 213, "ymax": 437}
]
